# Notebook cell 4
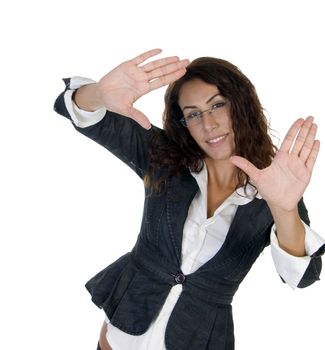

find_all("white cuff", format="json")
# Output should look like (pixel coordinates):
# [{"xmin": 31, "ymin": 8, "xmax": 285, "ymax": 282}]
[
  {"xmin": 304, "ymin": 224, "xmax": 325, "ymax": 256},
  {"xmin": 270, "ymin": 222, "xmax": 325, "ymax": 289},
  {"xmin": 63, "ymin": 76, "xmax": 107, "ymax": 128}
]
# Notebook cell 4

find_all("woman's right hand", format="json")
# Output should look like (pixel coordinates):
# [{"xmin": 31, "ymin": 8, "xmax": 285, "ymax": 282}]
[{"xmin": 95, "ymin": 48, "xmax": 189, "ymax": 129}]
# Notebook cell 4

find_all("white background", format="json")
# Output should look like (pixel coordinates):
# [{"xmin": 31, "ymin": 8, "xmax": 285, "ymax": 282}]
[{"xmin": 1, "ymin": 0, "xmax": 324, "ymax": 349}]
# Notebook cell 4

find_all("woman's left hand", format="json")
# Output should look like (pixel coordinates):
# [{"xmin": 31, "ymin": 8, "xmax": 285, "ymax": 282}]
[{"xmin": 230, "ymin": 116, "xmax": 320, "ymax": 211}]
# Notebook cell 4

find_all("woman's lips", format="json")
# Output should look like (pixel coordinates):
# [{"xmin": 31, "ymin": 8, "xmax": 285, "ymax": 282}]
[{"xmin": 206, "ymin": 134, "xmax": 228, "ymax": 145}]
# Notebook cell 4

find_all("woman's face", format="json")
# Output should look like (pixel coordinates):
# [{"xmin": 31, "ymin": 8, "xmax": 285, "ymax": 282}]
[{"xmin": 178, "ymin": 79, "xmax": 235, "ymax": 162}]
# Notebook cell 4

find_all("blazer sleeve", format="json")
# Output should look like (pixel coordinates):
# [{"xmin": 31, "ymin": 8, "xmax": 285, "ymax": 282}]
[
  {"xmin": 275, "ymin": 199, "xmax": 325, "ymax": 288},
  {"xmin": 296, "ymin": 199, "xmax": 325, "ymax": 288},
  {"xmin": 53, "ymin": 77, "xmax": 163, "ymax": 179}
]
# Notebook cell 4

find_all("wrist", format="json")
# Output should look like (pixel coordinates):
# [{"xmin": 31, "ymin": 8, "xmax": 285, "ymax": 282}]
[
  {"xmin": 269, "ymin": 205, "xmax": 306, "ymax": 256},
  {"xmin": 73, "ymin": 83, "xmax": 104, "ymax": 112},
  {"xmin": 268, "ymin": 204, "xmax": 300, "ymax": 225}
]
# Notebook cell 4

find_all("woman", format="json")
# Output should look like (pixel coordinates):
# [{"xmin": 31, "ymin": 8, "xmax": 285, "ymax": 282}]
[{"xmin": 54, "ymin": 49, "xmax": 325, "ymax": 350}]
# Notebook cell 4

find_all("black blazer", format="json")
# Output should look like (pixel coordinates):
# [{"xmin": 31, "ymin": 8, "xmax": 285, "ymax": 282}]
[{"xmin": 54, "ymin": 79, "xmax": 324, "ymax": 350}]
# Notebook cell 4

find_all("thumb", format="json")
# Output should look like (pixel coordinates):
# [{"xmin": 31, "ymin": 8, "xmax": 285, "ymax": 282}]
[
  {"xmin": 127, "ymin": 106, "xmax": 152, "ymax": 130},
  {"xmin": 230, "ymin": 155, "xmax": 260, "ymax": 182}
]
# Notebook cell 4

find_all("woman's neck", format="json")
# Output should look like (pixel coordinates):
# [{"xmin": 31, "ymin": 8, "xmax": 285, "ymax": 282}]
[{"xmin": 204, "ymin": 158, "xmax": 238, "ymax": 190}]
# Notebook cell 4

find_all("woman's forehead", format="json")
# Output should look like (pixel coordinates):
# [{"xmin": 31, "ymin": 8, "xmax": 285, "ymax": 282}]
[{"xmin": 178, "ymin": 79, "xmax": 221, "ymax": 107}]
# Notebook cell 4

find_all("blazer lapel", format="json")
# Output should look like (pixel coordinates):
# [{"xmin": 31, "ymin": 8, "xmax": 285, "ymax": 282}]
[
  {"xmin": 166, "ymin": 170, "xmax": 199, "ymax": 264},
  {"xmin": 196, "ymin": 198, "xmax": 274, "ymax": 272}
]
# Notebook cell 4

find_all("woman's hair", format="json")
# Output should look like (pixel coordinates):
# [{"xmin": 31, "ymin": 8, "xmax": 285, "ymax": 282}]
[{"xmin": 144, "ymin": 57, "xmax": 277, "ymax": 192}]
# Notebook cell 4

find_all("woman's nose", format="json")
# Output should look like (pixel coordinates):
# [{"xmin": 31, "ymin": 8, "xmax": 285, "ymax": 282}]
[{"xmin": 201, "ymin": 111, "xmax": 219, "ymax": 131}]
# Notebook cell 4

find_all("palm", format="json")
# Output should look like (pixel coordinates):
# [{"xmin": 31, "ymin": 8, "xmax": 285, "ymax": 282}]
[
  {"xmin": 231, "ymin": 117, "xmax": 320, "ymax": 211},
  {"xmin": 98, "ymin": 61, "xmax": 151, "ymax": 108},
  {"xmin": 97, "ymin": 49, "xmax": 189, "ymax": 128},
  {"xmin": 251, "ymin": 150, "xmax": 312, "ymax": 209}
]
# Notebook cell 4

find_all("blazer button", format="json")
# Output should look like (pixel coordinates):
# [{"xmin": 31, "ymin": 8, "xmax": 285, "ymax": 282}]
[{"xmin": 174, "ymin": 272, "xmax": 186, "ymax": 284}]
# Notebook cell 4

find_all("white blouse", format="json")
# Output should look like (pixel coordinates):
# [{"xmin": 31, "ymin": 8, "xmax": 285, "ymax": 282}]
[{"xmin": 63, "ymin": 77, "xmax": 325, "ymax": 350}]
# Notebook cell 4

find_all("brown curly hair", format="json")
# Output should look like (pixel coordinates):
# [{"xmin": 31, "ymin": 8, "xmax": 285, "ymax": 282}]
[{"xmin": 144, "ymin": 57, "xmax": 277, "ymax": 191}]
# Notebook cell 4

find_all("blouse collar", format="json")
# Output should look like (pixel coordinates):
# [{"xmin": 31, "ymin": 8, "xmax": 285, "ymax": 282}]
[{"xmin": 190, "ymin": 162, "xmax": 262, "ymax": 207}]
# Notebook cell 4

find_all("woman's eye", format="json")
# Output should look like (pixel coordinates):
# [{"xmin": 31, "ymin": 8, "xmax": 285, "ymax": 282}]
[
  {"xmin": 187, "ymin": 111, "xmax": 201, "ymax": 119},
  {"xmin": 212, "ymin": 102, "xmax": 225, "ymax": 110}
]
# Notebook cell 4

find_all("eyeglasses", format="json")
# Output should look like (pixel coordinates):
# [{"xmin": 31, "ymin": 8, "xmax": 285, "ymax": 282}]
[{"xmin": 179, "ymin": 100, "xmax": 229, "ymax": 127}]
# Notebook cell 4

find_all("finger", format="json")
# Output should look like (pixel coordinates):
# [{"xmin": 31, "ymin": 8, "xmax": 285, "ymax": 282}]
[
  {"xmin": 230, "ymin": 156, "xmax": 260, "ymax": 182},
  {"xmin": 306, "ymin": 140, "xmax": 320, "ymax": 172},
  {"xmin": 149, "ymin": 67, "xmax": 187, "ymax": 91},
  {"xmin": 279, "ymin": 118, "xmax": 305, "ymax": 153},
  {"xmin": 299, "ymin": 123, "xmax": 317, "ymax": 161},
  {"xmin": 126, "ymin": 106, "xmax": 152, "ymax": 130},
  {"xmin": 290, "ymin": 116, "xmax": 314, "ymax": 156},
  {"xmin": 131, "ymin": 48, "xmax": 162, "ymax": 65},
  {"xmin": 146, "ymin": 59, "xmax": 190, "ymax": 81},
  {"xmin": 141, "ymin": 56, "xmax": 181, "ymax": 73}
]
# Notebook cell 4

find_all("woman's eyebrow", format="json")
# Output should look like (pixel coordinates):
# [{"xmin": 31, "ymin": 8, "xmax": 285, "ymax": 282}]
[{"xmin": 182, "ymin": 93, "xmax": 221, "ymax": 111}]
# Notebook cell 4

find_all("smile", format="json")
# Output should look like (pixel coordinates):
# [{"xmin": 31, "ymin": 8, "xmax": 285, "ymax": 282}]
[{"xmin": 206, "ymin": 134, "xmax": 228, "ymax": 144}]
